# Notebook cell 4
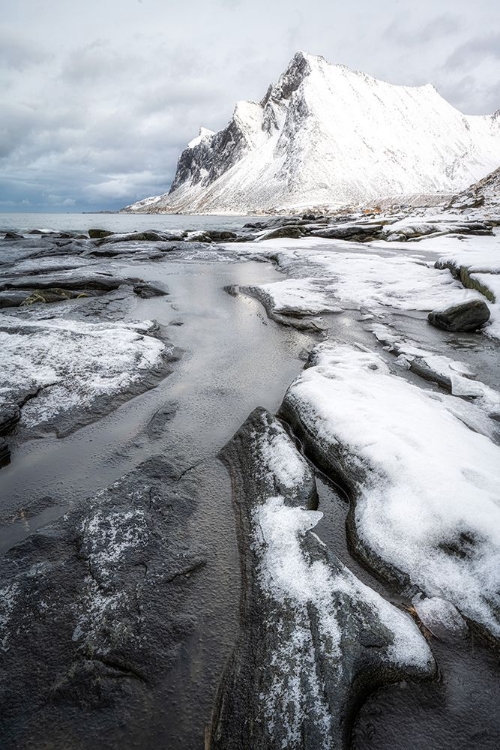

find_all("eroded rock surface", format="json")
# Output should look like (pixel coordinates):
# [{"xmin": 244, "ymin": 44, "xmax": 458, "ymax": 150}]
[
  {"xmin": 279, "ymin": 343, "xmax": 500, "ymax": 644},
  {"xmin": 0, "ymin": 457, "xmax": 207, "ymax": 749},
  {"xmin": 210, "ymin": 407, "xmax": 434, "ymax": 750}
]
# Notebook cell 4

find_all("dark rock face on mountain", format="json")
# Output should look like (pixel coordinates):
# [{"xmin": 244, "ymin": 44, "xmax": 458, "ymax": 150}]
[
  {"xmin": 0, "ymin": 457, "xmax": 207, "ymax": 750},
  {"xmin": 447, "ymin": 161, "xmax": 500, "ymax": 213},
  {"xmin": 209, "ymin": 408, "xmax": 434, "ymax": 750}
]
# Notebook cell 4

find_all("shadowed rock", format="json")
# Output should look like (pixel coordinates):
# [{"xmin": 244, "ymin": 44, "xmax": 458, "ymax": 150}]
[
  {"xmin": 88, "ymin": 229, "xmax": 114, "ymax": 239},
  {"xmin": 0, "ymin": 438, "xmax": 10, "ymax": 467},
  {"xmin": 428, "ymin": 300, "xmax": 490, "ymax": 332},
  {"xmin": 0, "ymin": 457, "xmax": 207, "ymax": 749},
  {"xmin": 0, "ymin": 404, "xmax": 20, "ymax": 436}
]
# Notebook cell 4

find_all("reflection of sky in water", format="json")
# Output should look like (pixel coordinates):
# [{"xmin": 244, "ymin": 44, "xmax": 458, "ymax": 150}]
[{"xmin": 1, "ymin": 260, "xmax": 313, "ymax": 543}]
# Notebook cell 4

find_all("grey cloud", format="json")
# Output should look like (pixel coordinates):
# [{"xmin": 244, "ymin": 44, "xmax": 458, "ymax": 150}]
[
  {"xmin": 1, "ymin": 0, "xmax": 500, "ymax": 212},
  {"xmin": 0, "ymin": 24, "xmax": 50, "ymax": 70},
  {"xmin": 384, "ymin": 13, "xmax": 462, "ymax": 46},
  {"xmin": 444, "ymin": 34, "xmax": 500, "ymax": 71}
]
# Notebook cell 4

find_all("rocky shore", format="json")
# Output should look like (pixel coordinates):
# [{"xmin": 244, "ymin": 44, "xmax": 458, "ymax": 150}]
[{"xmin": 1, "ymin": 196, "xmax": 500, "ymax": 748}]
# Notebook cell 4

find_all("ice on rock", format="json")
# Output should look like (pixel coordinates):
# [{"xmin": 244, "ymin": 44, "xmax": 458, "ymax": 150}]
[
  {"xmin": 371, "ymin": 322, "xmax": 500, "ymax": 419},
  {"xmin": 281, "ymin": 343, "xmax": 500, "ymax": 641},
  {"xmin": 0, "ymin": 314, "xmax": 166, "ymax": 431},
  {"xmin": 412, "ymin": 595, "xmax": 468, "ymax": 640}
]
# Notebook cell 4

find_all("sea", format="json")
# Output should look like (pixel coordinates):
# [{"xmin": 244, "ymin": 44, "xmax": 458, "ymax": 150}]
[{"xmin": 0, "ymin": 213, "xmax": 262, "ymax": 234}]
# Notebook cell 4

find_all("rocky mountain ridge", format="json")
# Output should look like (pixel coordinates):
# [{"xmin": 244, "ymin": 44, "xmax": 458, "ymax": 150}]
[{"xmin": 123, "ymin": 52, "xmax": 500, "ymax": 214}]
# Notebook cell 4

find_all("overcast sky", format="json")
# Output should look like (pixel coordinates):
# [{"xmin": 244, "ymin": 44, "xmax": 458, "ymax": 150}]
[{"xmin": 1, "ymin": 0, "xmax": 499, "ymax": 212}]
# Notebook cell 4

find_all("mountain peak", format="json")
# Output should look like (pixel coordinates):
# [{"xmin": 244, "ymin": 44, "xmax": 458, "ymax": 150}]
[{"xmin": 126, "ymin": 53, "xmax": 500, "ymax": 214}]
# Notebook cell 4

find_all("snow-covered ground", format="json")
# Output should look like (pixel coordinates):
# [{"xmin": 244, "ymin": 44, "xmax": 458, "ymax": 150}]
[{"xmin": 227, "ymin": 224, "xmax": 500, "ymax": 339}]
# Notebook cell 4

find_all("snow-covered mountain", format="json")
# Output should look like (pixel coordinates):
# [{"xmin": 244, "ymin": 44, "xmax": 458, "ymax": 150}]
[{"xmin": 124, "ymin": 52, "xmax": 500, "ymax": 214}]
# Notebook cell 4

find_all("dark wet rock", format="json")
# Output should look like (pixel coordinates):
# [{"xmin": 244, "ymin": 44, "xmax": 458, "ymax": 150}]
[
  {"xmin": 311, "ymin": 224, "xmax": 382, "ymax": 242},
  {"xmin": 209, "ymin": 408, "xmax": 434, "ymax": 750},
  {"xmin": 26, "ymin": 240, "xmax": 90, "ymax": 259},
  {"xmin": 3, "ymin": 232, "xmax": 24, "ymax": 241},
  {"xmin": 88, "ymin": 229, "xmax": 114, "ymax": 239},
  {"xmin": 428, "ymin": 300, "xmax": 491, "ymax": 332},
  {"xmin": 0, "ymin": 457, "xmax": 207, "ymax": 749},
  {"xmin": 146, "ymin": 403, "xmax": 178, "ymax": 438},
  {"xmin": 0, "ymin": 290, "xmax": 36, "ymax": 308},
  {"xmin": 132, "ymin": 282, "xmax": 166, "ymax": 298},
  {"xmin": 0, "ymin": 272, "xmax": 167, "ymax": 300},
  {"xmin": 223, "ymin": 284, "xmax": 239, "ymax": 297},
  {"xmin": 204, "ymin": 230, "xmax": 238, "ymax": 241},
  {"xmin": 0, "ymin": 404, "xmax": 21, "ymax": 436},
  {"xmin": 258, "ymin": 225, "xmax": 305, "ymax": 240},
  {"xmin": 0, "ymin": 438, "xmax": 10, "ymax": 467},
  {"xmin": 95, "ymin": 230, "xmax": 185, "ymax": 245},
  {"xmin": 244, "ymin": 217, "xmax": 315, "ymax": 231}
]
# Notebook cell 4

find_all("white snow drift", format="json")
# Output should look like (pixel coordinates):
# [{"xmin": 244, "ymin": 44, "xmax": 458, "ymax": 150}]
[{"xmin": 284, "ymin": 343, "xmax": 500, "ymax": 640}]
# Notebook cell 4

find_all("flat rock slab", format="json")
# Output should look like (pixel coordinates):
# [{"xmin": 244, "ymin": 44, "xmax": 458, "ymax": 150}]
[
  {"xmin": 0, "ymin": 271, "xmax": 166, "ymax": 298},
  {"xmin": 0, "ymin": 457, "xmax": 207, "ymax": 749},
  {"xmin": 210, "ymin": 407, "xmax": 434, "ymax": 750},
  {"xmin": 0, "ymin": 316, "xmax": 175, "ymax": 438}
]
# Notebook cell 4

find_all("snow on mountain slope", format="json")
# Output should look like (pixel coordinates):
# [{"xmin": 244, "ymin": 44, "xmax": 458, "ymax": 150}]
[{"xmin": 124, "ymin": 52, "xmax": 500, "ymax": 214}]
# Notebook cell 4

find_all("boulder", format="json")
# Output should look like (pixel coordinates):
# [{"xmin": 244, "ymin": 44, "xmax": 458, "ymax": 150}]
[
  {"xmin": 257, "ymin": 225, "xmax": 305, "ymax": 240},
  {"xmin": 3, "ymin": 232, "xmax": 24, "ymax": 241},
  {"xmin": 88, "ymin": 229, "xmax": 114, "ymax": 239},
  {"xmin": 428, "ymin": 300, "xmax": 491, "ymax": 332},
  {"xmin": 210, "ymin": 408, "xmax": 434, "ymax": 749},
  {"xmin": 0, "ymin": 457, "xmax": 207, "ymax": 747},
  {"xmin": 311, "ymin": 224, "xmax": 381, "ymax": 242}
]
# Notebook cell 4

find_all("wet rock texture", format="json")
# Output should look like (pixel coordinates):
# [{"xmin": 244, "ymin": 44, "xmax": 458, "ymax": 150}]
[
  {"xmin": 428, "ymin": 300, "xmax": 491, "ymax": 332},
  {"xmin": 209, "ymin": 407, "xmax": 434, "ymax": 750},
  {"xmin": 0, "ymin": 457, "xmax": 207, "ymax": 749}
]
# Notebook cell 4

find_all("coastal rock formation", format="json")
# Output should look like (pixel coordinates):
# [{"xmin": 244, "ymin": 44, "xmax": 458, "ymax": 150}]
[
  {"xmin": 210, "ymin": 408, "xmax": 434, "ymax": 750},
  {"xmin": 0, "ymin": 457, "xmax": 207, "ymax": 749},
  {"xmin": 279, "ymin": 343, "xmax": 500, "ymax": 644}
]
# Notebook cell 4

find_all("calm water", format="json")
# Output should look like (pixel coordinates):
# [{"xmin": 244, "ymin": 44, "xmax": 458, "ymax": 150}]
[{"xmin": 0, "ymin": 212, "xmax": 264, "ymax": 234}]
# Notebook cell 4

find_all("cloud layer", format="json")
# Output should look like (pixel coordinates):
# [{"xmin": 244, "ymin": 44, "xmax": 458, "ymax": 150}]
[{"xmin": 1, "ymin": 0, "xmax": 499, "ymax": 211}]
